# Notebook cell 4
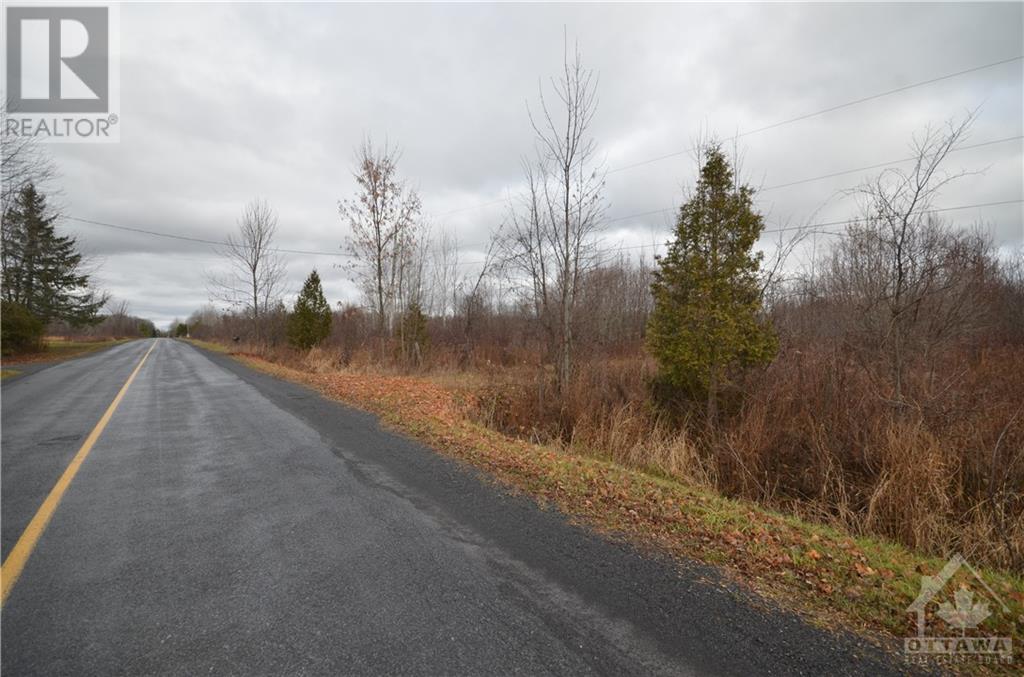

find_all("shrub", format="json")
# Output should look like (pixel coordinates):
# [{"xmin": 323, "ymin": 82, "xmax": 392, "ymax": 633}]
[
  {"xmin": 1, "ymin": 301, "xmax": 44, "ymax": 355},
  {"xmin": 288, "ymin": 270, "xmax": 331, "ymax": 350},
  {"xmin": 398, "ymin": 302, "xmax": 430, "ymax": 367}
]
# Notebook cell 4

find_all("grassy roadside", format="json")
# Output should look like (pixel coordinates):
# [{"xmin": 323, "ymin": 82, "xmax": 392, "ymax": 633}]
[
  {"xmin": 195, "ymin": 341, "xmax": 1024, "ymax": 673},
  {"xmin": 1, "ymin": 338, "xmax": 131, "ymax": 367},
  {"xmin": 0, "ymin": 369, "xmax": 21, "ymax": 380}
]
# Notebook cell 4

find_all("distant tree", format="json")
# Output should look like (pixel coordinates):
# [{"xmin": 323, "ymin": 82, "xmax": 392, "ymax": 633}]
[
  {"xmin": 501, "ymin": 37, "xmax": 606, "ymax": 392},
  {"xmin": 398, "ymin": 300, "xmax": 429, "ymax": 367},
  {"xmin": 207, "ymin": 198, "xmax": 287, "ymax": 343},
  {"xmin": 647, "ymin": 143, "xmax": 777, "ymax": 423},
  {"xmin": 287, "ymin": 269, "xmax": 332, "ymax": 349},
  {"xmin": 1, "ymin": 183, "xmax": 106, "ymax": 326},
  {"xmin": 339, "ymin": 138, "xmax": 422, "ymax": 355},
  {"xmin": 105, "ymin": 299, "xmax": 134, "ymax": 337},
  {"xmin": 174, "ymin": 322, "xmax": 188, "ymax": 337},
  {"xmin": 138, "ymin": 319, "xmax": 157, "ymax": 338},
  {"xmin": 186, "ymin": 304, "xmax": 221, "ymax": 340}
]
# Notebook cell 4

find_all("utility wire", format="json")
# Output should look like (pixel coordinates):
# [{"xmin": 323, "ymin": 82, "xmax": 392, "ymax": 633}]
[
  {"xmin": 608, "ymin": 55, "xmax": 1024, "ymax": 174},
  {"xmin": 596, "ymin": 199, "xmax": 1024, "ymax": 257},
  {"xmin": 66, "ymin": 198, "xmax": 1022, "ymax": 267},
  {"xmin": 603, "ymin": 134, "xmax": 1023, "ymax": 225},
  {"xmin": 435, "ymin": 54, "xmax": 1023, "ymax": 216},
  {"xmin": 63, "ymin": 216, "xmax": 353, "ymax": 258},
  {"xmin": 64, "ymin": 57, "xmax": 1022, "ymax": 250},
  {"xmin": 451, "ymin": 199, "xmax": 1024, "ymax": 265}
]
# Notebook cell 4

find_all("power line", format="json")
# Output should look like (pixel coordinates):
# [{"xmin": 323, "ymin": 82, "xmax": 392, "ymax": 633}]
[
  {"xmin": 598, "ymin": 199, "xmax": 1024, "ymax": 256},
  {"xmin": 603, "ymin": 134, "xmax": 1023, "ymax": 225},
  {"xmin": 65, "ymin": 197, "xmax": 1023, "ymax": 267},
  {"xmin": 439, "ymin": 198, "xmax": 1024, "ymax": 266},
  {"xmin": 63, "ymin": 216, "xmax": 352, "ymax": 258},
  {"xmin": 434, "ymin": 54, "xmax": 1022, "ymax": 217},
  {"xmin": 607, "ymin": 55, "xmax": 1024, "ymax": 174},
  {"xmin": 67, "ymin": 56, "xmax": 1020, "ymax": 257},
  {"xmin": 760, "ymin": 135, "xmax": 1023, "ymax": 192}
]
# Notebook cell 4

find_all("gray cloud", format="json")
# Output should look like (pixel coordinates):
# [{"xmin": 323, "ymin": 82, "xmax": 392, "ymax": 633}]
[{"xmin": 48, "ymin": 2, "xmax": 1023, "ymax": 328}]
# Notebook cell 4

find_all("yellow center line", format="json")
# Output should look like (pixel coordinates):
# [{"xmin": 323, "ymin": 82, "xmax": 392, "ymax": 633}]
[{"xmin": 1, "ymin": 339, "xmax": 158, "ymax": 605}]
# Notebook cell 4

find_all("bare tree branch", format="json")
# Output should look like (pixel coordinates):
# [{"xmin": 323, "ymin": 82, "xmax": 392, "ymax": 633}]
[{"xmin": 207, "ymin": 198, "xmax": 287, "ymax": 344}]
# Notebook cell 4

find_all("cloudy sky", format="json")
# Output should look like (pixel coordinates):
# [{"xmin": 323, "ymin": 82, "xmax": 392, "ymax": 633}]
[{"xmin": 44, "ymin": 2, "xmax": 1024, "ymax": 329}]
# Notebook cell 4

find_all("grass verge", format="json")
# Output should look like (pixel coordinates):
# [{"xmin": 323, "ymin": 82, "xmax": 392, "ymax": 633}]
[
  {"xmin": 204, "ymin": 343, "xmax": 1024, "ymax": 673},
  {"xmin": 182, "ymin": 338, "xmax": 231, "ymax": 354},
  {"xmin": 2, "ymin": 338, "xmax": 131, "ymax": 366},
  {"xmin": 0, "ymin": 369, "xmax": 21, "ymax": 380}
]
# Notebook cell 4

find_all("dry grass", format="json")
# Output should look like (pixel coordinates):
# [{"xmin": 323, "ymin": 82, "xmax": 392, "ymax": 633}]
[
  {"xmin": 1, "ymin": 337, "xmax": 129, "ymax": 365},
  {"xmin": 464, "ymin": 345, "xmax": 1024, "ymax": 572},
  {"xmin": 220, "ymin": 337, "xmax": 1024, "ymax": 570},
  {"xmin": 204, "ymin": 341, "xmax": 1024, "ymax": 672}
]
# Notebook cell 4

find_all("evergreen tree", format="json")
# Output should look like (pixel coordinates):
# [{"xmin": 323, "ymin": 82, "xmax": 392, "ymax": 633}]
[
  {"xmin": 0, "ymin": 300, "xmax": 44, "ymax": 354},
  {"xmin": 287, "ymin": 269, "xmax": 332, "ymax": 349},
  {"xmin": 1, "ymin": 183, "xmax": 106, "ymax": 326},
  {"xmin": 398, "ymin": 301, "xmax": 429, "ymax": 367},
  {"xmin": 647, "ymin": 144, "xmax": 777, "ymax": 423}
]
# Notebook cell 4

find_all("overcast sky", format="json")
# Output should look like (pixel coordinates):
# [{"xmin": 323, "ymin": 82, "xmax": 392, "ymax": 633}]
[{"xmin": 46, "ymin": 2, "xmax": 1024, "ymax": 329}]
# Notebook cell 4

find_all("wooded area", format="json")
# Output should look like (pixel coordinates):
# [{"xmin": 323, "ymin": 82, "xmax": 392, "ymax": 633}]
[{"xmin": 181, "ymin": 44, "xmax": 1024, "ymax": 570}]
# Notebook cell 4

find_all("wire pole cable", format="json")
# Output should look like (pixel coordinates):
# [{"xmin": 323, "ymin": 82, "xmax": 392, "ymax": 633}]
[
  {"xmin": 434, "ymin": 54, "xmax": 1023, "ymax": 216},
  {"xmin": 596, "ymin": 198, "xmax": 1024, "ymax": 258},
  {"xmin": 63, "ymin": 216, "xmax": 353, "ymax": 258},
  {"xmin": 66, "ymin": 198, "xmax": 1023, "ymax": 267},
  {"xmin": 65, "ymin": 134, "xmax": 1021, "ymax": 258},
  {"xmin": 604, "ymin": 135, "xmax": 1024, "ymax": 225}
]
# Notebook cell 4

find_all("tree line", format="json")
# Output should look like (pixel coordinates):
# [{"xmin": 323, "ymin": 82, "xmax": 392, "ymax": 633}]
[
  {"xmin": 188, "ymin": 40, "xmax": 1022, "ymax": 566},
  {"xmin": 196, "ymin": 40, "xmax": 1022, "ymax": 424}
]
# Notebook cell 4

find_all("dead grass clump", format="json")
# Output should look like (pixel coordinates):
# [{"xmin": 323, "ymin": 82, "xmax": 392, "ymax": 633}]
[
  {"xmin": 459, "ymin": 342, "xmax": 1024, "ymax": 569},
  {"xmin": 219, "ymin": 335, "xmax": 1023, "ymax": 569}
]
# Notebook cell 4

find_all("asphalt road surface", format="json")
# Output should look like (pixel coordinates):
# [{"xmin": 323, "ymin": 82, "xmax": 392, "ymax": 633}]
[{"xmin": 1, "ymin": 339, "xmax": 907, "ymax": 675}]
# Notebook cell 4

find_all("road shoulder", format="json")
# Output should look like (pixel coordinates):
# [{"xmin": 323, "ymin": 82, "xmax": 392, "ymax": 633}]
[
  {"xmin": 1, "ymin": 340, "xmax": 134, "ymax": 384},
  {"xmin": 188, "ymin": 340, "xmax": 914, "ymax": 676}
]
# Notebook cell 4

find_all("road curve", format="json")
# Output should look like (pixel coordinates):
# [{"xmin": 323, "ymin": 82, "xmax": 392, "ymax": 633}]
[{"xmin": 1, "ymin": 338, "xmax": 905, "ymax": 675}]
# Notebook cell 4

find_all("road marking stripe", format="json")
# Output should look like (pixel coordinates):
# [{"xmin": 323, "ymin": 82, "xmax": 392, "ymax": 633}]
[{"xmin": 0, "ymin": 340, "xmax": 158, "ymax": 605}]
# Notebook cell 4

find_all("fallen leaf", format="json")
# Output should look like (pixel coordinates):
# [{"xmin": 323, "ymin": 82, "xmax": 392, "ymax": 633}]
[{"xmin": 854, "ymin": 562, "xmax": 876, "ymax": 577}]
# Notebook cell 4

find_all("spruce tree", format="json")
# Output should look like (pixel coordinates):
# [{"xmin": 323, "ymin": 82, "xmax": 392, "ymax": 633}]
[
  {"xmin": 647, "ymin": 144, "xmax": 777, "ymax": 423},
  {"xmin": 0, "ymin": 183, "xmax": 105, "ymax": 326},
  {"xmin": 398, "ymin": 301, "xmax": 429, "ymax": 367},
  {"xmin": 287, "ymin": 269, "xmax": 332, "ymax": 349}
]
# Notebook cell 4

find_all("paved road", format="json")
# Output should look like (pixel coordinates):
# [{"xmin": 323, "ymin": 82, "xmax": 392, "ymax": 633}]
[{"xmin": 1, "ymin": 339, "xmax": 906, "ymax": 675}]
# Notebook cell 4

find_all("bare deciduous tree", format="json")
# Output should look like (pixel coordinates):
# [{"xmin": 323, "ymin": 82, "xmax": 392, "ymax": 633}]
[
  {"xmin": 457, "ymin": 234, "xmax": 501, "ymax": 367},
  {"xmin": 1, "ymin": 101, "xmax": 59, "ymax": 216},
  {"xmin": 502, "ymin": 159, "xmax": 556, "ymax": 355},
  {"xmin": 339, "ymin": 138, "xmax": 422, "ymax": 356},
  {"xmin": 105, "ymin": 298, "xmax": 134, "ymax": 337},
  {"xmin": 207, "ymin": 198, "xmax": 287, "ymax": 343},
  {"xmin": 825, "ymin": 113, "xmax": 988, "ymax": 404},
  {"xmin": 503, "ymin": 38, "xmax": 606, "ymax": 391},
  {"xmin": 2, "ymin": 101, "xmax": 60, "ymax": 285},
  {"xmin": 429, "ymin": 227, "xmax": 462, "ymax": 321}
]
